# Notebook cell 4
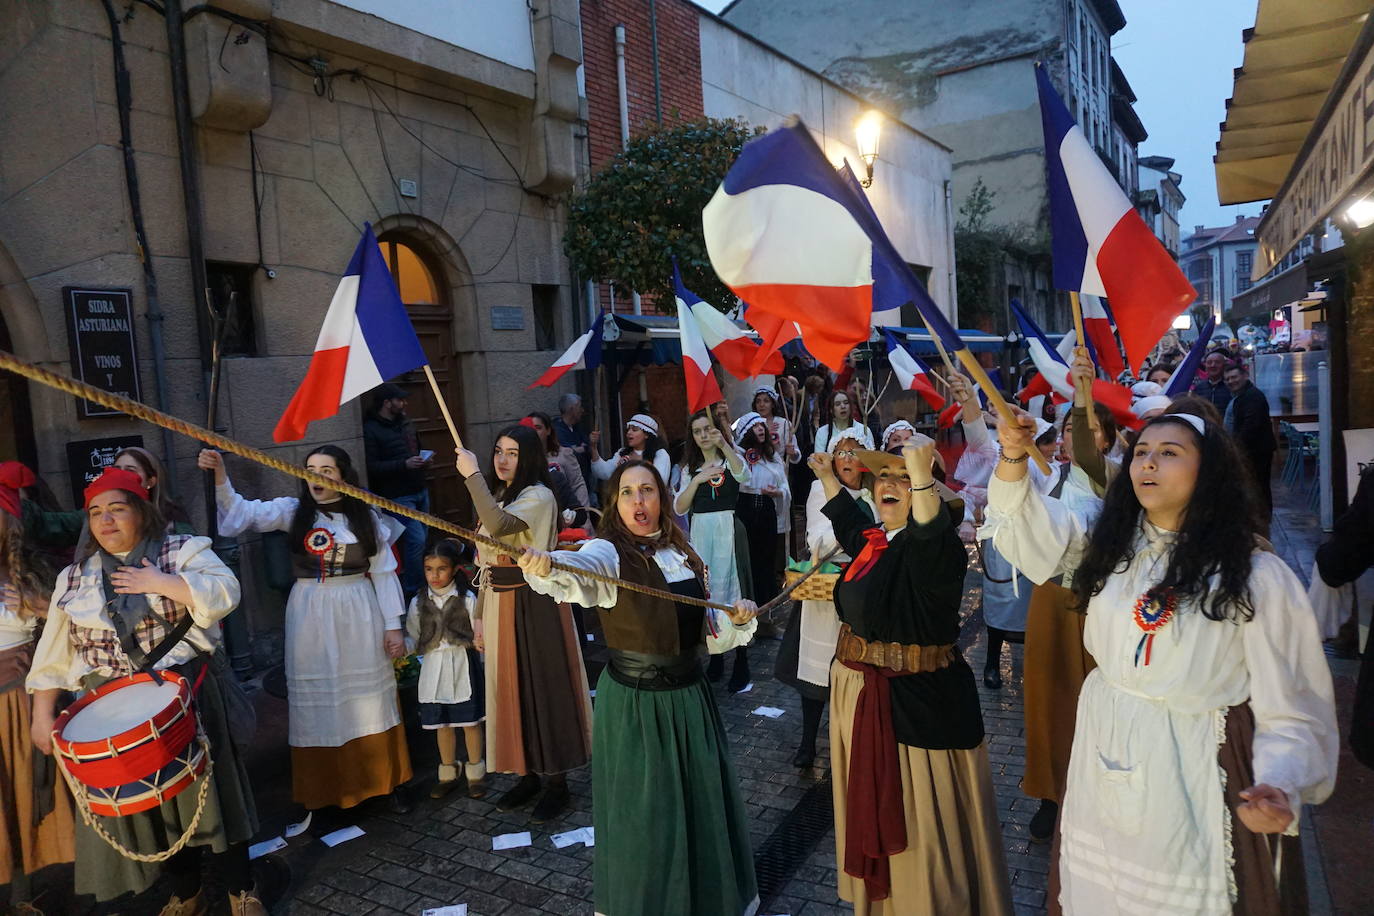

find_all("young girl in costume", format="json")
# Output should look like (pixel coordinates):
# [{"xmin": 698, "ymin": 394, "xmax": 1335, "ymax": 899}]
[
  {"xmin": 406, "ymin": 539, "xmax": 487, "ymax": 800},
  {"xmin": 518, "ymin": 460, "xmax": 760, "ymax": 916},
  {"xmin": 986, "ymin": 401, "xmax": 1338, "ymax": 914}
]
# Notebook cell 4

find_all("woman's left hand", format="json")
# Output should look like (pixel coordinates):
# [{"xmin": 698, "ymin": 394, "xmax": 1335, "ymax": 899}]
[
  {"xmin": 901, "ymin": 438, "xmax": 937, "ymax": 477},
  {"xmin": 1236, "ymin": 784, "xmax": 1294, "ymax": 834},
  {"xmin": 110, "ymin": 558, "xmax": 176, "ymax": 596},
  {"xmin": 727, "ymin": 599, "xmax": 759, "ymax": 626},
  {"xmin": 383, "ymin": 629, "xmax": 406, "ymax": 659}
]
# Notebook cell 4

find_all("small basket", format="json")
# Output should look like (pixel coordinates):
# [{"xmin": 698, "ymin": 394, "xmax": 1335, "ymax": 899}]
[{"xmin": 784, "ymin": 567, "xmax": 839, "ymax": 602}]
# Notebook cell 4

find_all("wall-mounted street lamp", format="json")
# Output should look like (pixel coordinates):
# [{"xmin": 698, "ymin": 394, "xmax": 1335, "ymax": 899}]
[{"xmin": 855, "ymin": 111, "xmax": 884, "ymax": 188}]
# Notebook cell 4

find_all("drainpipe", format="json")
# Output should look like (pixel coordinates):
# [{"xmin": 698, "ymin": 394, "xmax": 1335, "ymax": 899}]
[
  {"xmin": 613, "ymin": 25, "xmax": 643, "ymax": 315},
  {"xmin": 944, "ymin": 180, "xmax": 958, "ymax": 322}
]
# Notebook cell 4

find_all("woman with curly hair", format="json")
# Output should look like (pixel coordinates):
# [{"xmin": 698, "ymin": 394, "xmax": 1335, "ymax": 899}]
[
  {"xmin": 985, "ymin": 403, "xmax": 1338, "ymax": 915},
  {"xmin": 0, "ymin": 463, "xmax": 74, "ymax": 900}
]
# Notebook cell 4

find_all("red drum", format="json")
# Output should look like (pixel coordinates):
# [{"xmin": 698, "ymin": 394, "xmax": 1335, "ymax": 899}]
[{"xmin": 52, "ymin": 670, "xmax": 208, "ymax": 817}]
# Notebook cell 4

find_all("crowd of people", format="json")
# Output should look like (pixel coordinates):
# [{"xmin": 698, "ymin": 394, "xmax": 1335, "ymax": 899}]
[{"xmin": 0, "ymin": 333, "xmax": 1361, "ymax": 916}]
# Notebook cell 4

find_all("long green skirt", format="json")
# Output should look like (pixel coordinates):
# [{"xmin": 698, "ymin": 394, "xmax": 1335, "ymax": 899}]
[{"xmin": 593, "ymin": 667, "xmax": 759, "ymax": 916}]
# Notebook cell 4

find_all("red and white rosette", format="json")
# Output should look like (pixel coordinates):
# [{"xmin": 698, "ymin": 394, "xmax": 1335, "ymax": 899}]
[{"xmin": 304, "ymin": 527, "xmax": 335, "ymax": 581}]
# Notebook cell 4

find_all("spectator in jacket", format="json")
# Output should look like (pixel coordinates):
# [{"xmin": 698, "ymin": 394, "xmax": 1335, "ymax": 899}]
[
  {"xmin": 1189, "ymin": 351, "xmax": 1233, "ymax": 413},
  {"xmin": 554, "ymin": 393, "xmax": 592, "ymax": 496},
  {"xmin": 1222, "ymin": 363, "xmax": 1277, "ymax": 520},
  {"xmin": 363, "ymin": 383, "xmax": 431, "ymax": 599}
]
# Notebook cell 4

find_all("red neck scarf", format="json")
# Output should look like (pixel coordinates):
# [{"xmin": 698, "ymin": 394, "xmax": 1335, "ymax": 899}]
[{"xmin": 843, "ymin": 526, "xmax": 889, "ymax": 582}]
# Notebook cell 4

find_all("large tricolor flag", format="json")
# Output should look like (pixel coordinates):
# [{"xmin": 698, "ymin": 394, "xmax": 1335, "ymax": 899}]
[
  {"xmin": 672, "ymin": 262, "xmax": 784, "ymax": 378},
  {"xmin": 1036, "ymin": 64, "xmax": 1195, "ymax": 374},
  {"xmin": 1164, "ymin": 315, "xmax": 1217, "ymax": 397},
  {"xmin": 838, "ymin": 162, "xmax": 909, "ymax": 328},
  {"xmin": 1080, "ymin": 294, "xmax": 1125, "ymax": 379},
  {"xmin": 1010, "ymin": 299, "xmax": 1136, "ymax": 427},
  {"xmin": 882, "ymin": 328, "xmax": 944, "ymax": 410},
  {"xmin": 528, "ymin": 312, "xmax": 605, "ymax": 389},
  {"xmin": 274, "ymin": 223, "xmax": 427, "ymax": 443},
  {"xmin": 703, "ymin": 122, "xmax": 877, "ymax": 369},
  {"xmin": 673, "ymin": 273, "xmax": 726, "ymax": 412}
]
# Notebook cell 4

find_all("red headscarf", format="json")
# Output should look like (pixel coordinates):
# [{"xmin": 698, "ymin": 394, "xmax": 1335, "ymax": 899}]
[
  {"xmin": 83, "ymin": 467, "xmax": 149, "ymax": 509},
  {"xmin": 0, "ymin": 461, "xmax": 36, "ymax": 519}
]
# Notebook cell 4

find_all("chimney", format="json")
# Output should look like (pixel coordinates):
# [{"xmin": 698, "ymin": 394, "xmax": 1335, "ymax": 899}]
[
  {"xmin": 1195, "ymin": 225, "xmax": 1204, "ymax": 234},
  {"xmin": 1236, "ymin": 214, "xmax": 1244, "ymax": 222}
]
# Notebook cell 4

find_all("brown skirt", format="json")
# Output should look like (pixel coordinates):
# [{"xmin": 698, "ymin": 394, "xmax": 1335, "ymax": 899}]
[
  {"xmin": 291, "ymin": 724, "xmax": 412, "ymax": 810},
  {"xmin": 0, "ymin": 687, "xmax": 75, "ymax": 884},
  {"xmin": 1022, "ymin": 582, "xmax": 1095, "ymax": 802},
  {"xmin": 1047, "ymin": 701, "xmax": 1307, "ymax": 916},
  {"xmin": 485, "ymin": 563, "xmax": 592, "ymax": 776},
  {"xmin": 829, "ymin": 662, "xmax": 1013, "ymax": 915}
]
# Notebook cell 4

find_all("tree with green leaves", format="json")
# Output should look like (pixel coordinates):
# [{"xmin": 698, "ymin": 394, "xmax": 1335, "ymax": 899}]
[{"xmin": 564, "ymin": 117, "xmax": 763, "ymax": 311}]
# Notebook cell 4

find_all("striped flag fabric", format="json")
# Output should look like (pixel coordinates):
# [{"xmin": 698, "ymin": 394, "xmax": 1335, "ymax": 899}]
[
  {"xmin": 528, "ymin": 312, "xmax": 605, "ymax": 389},
  {"xmin": 882, "ymin": 329, "xmax": 944, "ymax": 410},
  {"xmin": 673, "ymin": 271, "xmax": 726, "ymax": 411},
  {"xmin": 1164, "ymin": 316, "xmax": 1217, "ymax": 396},
  {"xmin": 274, "ymin": 223, "xmax": 427, "ymax": 443},
  {"xmin": 1010, "ymin": 299, "xmax": 1136, "ymax": 427},
  {"xmin": 1035, "ymin": 63, "xmax": 1195, "ymax": 374},
  {"xmin": 1080, "ymin": 294, "xmax": 1125, "ymax": 379},
  {"xmin": 672, "ymin": 262, "xmax": 784, "ymax": 378},
  {"xmin": 838, "ymin": 162, "xmax": 910, "ymax": 328}
]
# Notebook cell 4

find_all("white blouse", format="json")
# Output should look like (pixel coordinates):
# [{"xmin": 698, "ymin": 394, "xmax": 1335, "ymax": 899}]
[
  {"xmin": 592, "ymin": 448, "xmax": 672, "ymax": 484},
  {"xmin": 215, "ymin": 479, "xmax": 405, "ymax": 629},
  {"xmin": 0, "ymin": 572, "xmax": 37, "ymax": 651},
  {"xmin": 27, "ymin": 538, "xmax": 240, "ymax": 692},
  {"xmin": 985, "ymin": 472, "xmax": 1338, "ymax": 914},
  {"xmin": 814, "ymin": 420, "xmax": 875, "ymax": 453},
  {"xmin": 739, "ymin": 451, "xmax": 790, "ymax": 534},
  {"xmin": 525, "ymin": 539, "xmax": 756, "ymax": 655}
]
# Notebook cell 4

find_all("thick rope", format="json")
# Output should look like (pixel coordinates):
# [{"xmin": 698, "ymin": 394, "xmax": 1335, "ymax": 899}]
[{"xmin": 1, "ymin": 350, "xmax": 827, "ymax": 614}]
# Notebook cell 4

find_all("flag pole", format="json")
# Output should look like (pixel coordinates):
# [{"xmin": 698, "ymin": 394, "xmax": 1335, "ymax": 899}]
[
  {"xmin": 917, "ymin": 313, "xmax": 960, "ymax": 378},
  {"xmin": 422, "ymin": 364, "xmax": 465, "ymax": 450},
  {"xmin": 953, "ymin": 347, "xmax": 1053, "ymax": 475},
  {"xmin": 1068, "ymin": 292, "xmax": 1103, "ymax": 435}
]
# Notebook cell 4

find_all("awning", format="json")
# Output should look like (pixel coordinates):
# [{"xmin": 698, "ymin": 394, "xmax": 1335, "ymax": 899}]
[
  {"xmin": 889, "ymin": 327, "xmax": 1008, "ymax": 354},
  {"xmin": 1214, "ymin": 0, "xmax": 1371, "ymax": 205},
  {"xmin": 1228, "ymin": 261, "xmax": 1309, "ymax": 318}
]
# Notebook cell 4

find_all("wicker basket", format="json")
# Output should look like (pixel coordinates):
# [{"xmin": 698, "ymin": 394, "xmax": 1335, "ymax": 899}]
[{"xmin": 784, "ymin": 567, "xmax": 839, "ymax": 602}]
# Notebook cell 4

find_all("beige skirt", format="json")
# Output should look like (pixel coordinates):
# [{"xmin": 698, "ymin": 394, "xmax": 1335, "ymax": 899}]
[
  {"xmin": 291, "ymin": 723, "xmax": 412, "ymax": 810},
  {"xmin": 1, "ymin": 687, "xmax": 75, "ymax": 884},
  {"xmin": 829, "ymin": 661, "xmax": 1013, "ymax": 916}
]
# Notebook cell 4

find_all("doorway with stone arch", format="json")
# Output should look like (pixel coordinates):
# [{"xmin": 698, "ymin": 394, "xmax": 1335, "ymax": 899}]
[{"xmin": 376, "ymin": 219, "xmax": 477, "ymax": 528}]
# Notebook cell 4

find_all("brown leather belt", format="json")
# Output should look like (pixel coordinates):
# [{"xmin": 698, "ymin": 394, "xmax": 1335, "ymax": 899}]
[{"xmin": 835, "ymin": 623, "xmax": 953, "ymax": 674}]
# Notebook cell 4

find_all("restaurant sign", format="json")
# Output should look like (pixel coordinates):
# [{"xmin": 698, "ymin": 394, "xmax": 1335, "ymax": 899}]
[
  {"xmin": 1255, "ymin": 48, "xmax": 1374, "ymax": 278},
  {"xmin": 63, "ymin": 287, "xmax": 142, "ymax": 419}
]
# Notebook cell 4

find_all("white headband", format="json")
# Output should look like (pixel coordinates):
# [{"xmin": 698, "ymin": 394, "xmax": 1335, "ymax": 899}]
[
  {"xmin": 733, "ymin": 411, "xmax": 764, "ymax": 444},
  {"xmin": 881, "ymin": 420, "xmax": 915, "ymax": 446},
  {"xmin": 626, "ymin": 414, "xmax": 659, "ymax": 437},
  {"xmin": 753, "ymin": 386, "xmax": 778, "ymax": 400},
  {"xmin": 1160, "ymin": 413, "xmax": 1206, "ymax": 437}
]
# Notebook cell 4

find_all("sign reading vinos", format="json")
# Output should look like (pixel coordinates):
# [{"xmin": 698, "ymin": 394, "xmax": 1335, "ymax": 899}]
[{"xmin": 63, "ymin": 287, "xmax": 142, "ymax": 419}]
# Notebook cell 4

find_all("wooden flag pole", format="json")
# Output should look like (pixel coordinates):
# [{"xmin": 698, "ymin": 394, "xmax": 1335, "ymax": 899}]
[
  {"xmin": 1068, "ymin": 291, "xmax": 1102, "ymax": 435},
  {"xmin": 953, "ymin": 347, "xmax": 1053, "ymax": 475},
  {"xmin": 917, "ymin": 314, "xmax": 960, "ymax": 378},
  {"xmin": 422, "ymin": 364, "xmax": 465, "ymax": 450}
]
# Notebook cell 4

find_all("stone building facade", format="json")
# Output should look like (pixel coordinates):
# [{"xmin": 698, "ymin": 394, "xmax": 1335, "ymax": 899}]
[{"xmin": 0, "ymin": 0, "xmax": 582, "ymax": 650}]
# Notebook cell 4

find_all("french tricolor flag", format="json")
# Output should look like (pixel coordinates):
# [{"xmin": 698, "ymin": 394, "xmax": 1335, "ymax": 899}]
[
  {"xmin": 673, "ymin": 271, "xmax": 725, "ymax": 412},
  {"xmin": 1164, "ymin": 315, "xmax": 1217, "ymax": 396},
  {"xmin": 1080, "ymin": 294, "xmax": 1125, "ymax": 379},
  {"xmin": 703, "ymin": 122, "xmax": 875, "ymax": 370},
  {"xmin": 273, "ymin": 223, "xmax": 427, "ymax": 443},
  {"xmin": 1011, "ymin": 299, "xmax": 1136, "ymax": 428},
  {"xmin": 882, "ymin": 328, "xmax": 944, "ymax": 411},
  {"xmin": 528, "ymin": 312, "xmax": 605, "ymax": 389},
  {"xmin": 1036, "ymin": 64, "xmax": 1195, "ymax": 374},
  {"xmin": 672, "ymin": 262, "xmax": 783, "ymax": 378}
]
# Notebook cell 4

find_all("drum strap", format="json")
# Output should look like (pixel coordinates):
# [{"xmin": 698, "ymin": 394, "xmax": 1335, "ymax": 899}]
[{"xmin": 100, "ymin": 537, "xmax": 195, "ymax": 676}]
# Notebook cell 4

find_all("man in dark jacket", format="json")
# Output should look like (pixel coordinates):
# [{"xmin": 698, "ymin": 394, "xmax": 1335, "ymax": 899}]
[
  {"xmin": 1190, "ymin": 351, "xmax": 1233, "ymax": 413},
  {"xmin": 1222, "ymin": 363, "xmax": 1277, "ymax": 521},
  {"xmin": 364, "ymin": 383, "xmax": 431, "ymax": 599}
]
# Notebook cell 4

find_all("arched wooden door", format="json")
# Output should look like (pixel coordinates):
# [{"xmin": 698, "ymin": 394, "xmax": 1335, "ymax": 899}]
[{"xmin": 378, "ymin": 236, "xmax": 473, "ymax": 527}]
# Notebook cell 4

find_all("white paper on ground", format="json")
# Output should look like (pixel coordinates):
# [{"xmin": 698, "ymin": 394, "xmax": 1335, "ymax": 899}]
[
  {"xmin": 582, "ymin": 826, "xmax": 595, "ymax": 847},
  {"xmin": 589, "ymin": 689, "xmax": 596, "ymax": 698},
  {"xmin": 421, "ymin": 906, "xmax": 468, "ymax": 916},
  {"xmin": 585, "ymin": 633, "xmax": 595, "ymax": 641},
  {"xmin": 751, "ymin": 706, "xmax": 785, "ymax": 718},
  {"xmin": 492, "ymin": 831, "xmax": 532, "ymax": 850},
  {"xmin": 738, "ymin": 682, "xmax": 754, "ymax": 693},
  {"xmin": 551, "ymin": 829, "xmax": 583, "ymax": 849},
  {"xmin": 248, "ymin": 836, "xmax": 287, "ymax": 860},
  {"xmin": 320, "ymin": 825, "xmax": 365, "ymax": 847}
]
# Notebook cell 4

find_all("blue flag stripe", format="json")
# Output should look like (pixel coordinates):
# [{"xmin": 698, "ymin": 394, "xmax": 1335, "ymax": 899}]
[
  {"xmin": 1035, "ymin": 63, "xmax": 1090, "ymax": 293},
  {"xmin": 352, "ymin": 223, "xmax": 428, "ymax": 380}
]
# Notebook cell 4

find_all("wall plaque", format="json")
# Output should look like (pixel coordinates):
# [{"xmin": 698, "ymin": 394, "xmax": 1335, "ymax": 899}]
[
  {"xmin": 63, "ymin": 287, "xmax": 142, "ymax": 418},
  {"xmin": 66, "ymin": 435, "xmax": 144, "ymax": 507},
  {"xmin": 490, "ymin": 306, "xmax": 525, "ymax": 330}
]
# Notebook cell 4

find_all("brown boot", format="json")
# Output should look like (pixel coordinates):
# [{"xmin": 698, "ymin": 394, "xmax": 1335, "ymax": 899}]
[
  {"xmin": 227, "ymin": 886, "xmax": 268, "ymax": 916},
  {"xmin": 158, "ymin": 892, "xmax": 207, "ymax": 916},
  {"xmin": 430, "ymin": 763, "xmax": 466, "ymax": 799}
]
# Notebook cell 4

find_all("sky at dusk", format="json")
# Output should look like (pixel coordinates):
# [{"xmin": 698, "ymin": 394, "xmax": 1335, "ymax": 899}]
[{"xmin": 693, "ymin": 0, "xmax": 1267, "ymax": 233}]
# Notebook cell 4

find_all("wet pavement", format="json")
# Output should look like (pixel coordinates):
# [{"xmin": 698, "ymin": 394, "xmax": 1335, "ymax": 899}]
[{"xmin": 20, "ymin": 475, "xmax": 1369, "ymax": 916}]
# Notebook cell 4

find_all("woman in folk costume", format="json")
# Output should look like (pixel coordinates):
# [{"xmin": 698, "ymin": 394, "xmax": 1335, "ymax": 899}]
[
  {"xmin": 27, "ymin": 467, "xmax": 263, "ymax": 914},
  {"xmin": 810, "ymin": 441, "xmax": 1012, "ymax": 915},
  {"xmin": 815, "ymin": 388, "xmax": 876, "ymax": 453},
  {"xmin": 517, "ymin": 460, "xmax": 760, "ymax": 916},
  {"xmin": 590, "ymin": 414, "xmax": 671, "ymax": 485},
  {"xmin": 986, "ymin": 403, "xmax": 1338, "ymax": 915},
  {"xmin": 752, "ymin": 385, "xmax": 802, "ymax": 466},
  {"xmin": 201, "ymin": 446, "xmax": 412, "ymax": 817},
  {"xmin": 455, "ymin": 425, "xmax": 592, "ymax": 823},
  {"xmin": 775, "ymin": 434, "xmax": 875, "ymax": 769},
  {"xmin": 673, "ymin": 409, "xmax": 751, "ymax": 611},
  {"xmin": 0, "ymin": 463, "xmax": 75, "ymax": 902}
]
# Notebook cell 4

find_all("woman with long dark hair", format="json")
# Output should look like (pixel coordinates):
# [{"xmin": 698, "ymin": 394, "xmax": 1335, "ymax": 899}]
[
  {"xmin": 815, "ymin": 388, "xmax": 875, "ymax": 453},
  {"xmin": 517, "ymin": 460, "xmax": 760, "ymax": 916},
  {"xmin": 525, "ymin": 411, "xmax": 589, "ymax": 528},
  {"xmin": 200, "ymin": 445, "xmax": 412, "ymax": 817},
  {"xmin": 590, "ymin": 414, "xmax": 671, "ymax": 485},
  {"xmin": 986, "ymin": 405, "xmax": 1338, "ymax": 914},
  {"xmin": 455, "ymin": 425, "xmax": 592, "ymax": 822},
  {"xmin": 674, "ymin": 410, "xmax": 750, "ymax": 613},
  {"xmin": 28, "ymin": 467, "xmax": 260, "ymax": 911}
]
